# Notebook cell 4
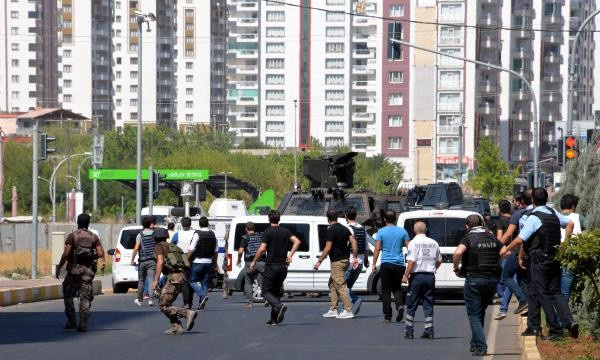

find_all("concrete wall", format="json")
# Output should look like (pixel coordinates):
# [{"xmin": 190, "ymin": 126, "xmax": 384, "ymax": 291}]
[{"xmin": 0, "ymin": 223, "xmax": 130, "ymax": 253}]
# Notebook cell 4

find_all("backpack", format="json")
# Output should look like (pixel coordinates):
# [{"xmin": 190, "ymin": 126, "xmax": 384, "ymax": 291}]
[
  {"xmin": 162, "ymin": 242, "xmax": 190, "ymax": 275},
  {"xmin": 72, "ymin": 229, "xmax": 96, "ymax": 265}
]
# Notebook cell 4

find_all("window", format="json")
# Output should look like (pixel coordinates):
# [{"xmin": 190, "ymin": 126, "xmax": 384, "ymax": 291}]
[
  {"xmin": 326, "ymin": 42, "xmax": 344, "ymax": 53},
  {"xmin": 438, "ymin": 93, "xmax": 461, "ymax": 111},
  {"xmin": 116, "ymin": 99, "xmax": 122, "ymax": 106},
  {"xmin": 438, "ymin": 115, "xmax": 460, "ymax": 133},
  {"xmin": 266, "ymin": 74, "xmax": 285, "ymax": 85},
  {"xmin": 63, "ymin": 36, "xmax": 72, "ymax": 43},
  {"xmin": 266, "ymin": 121, "xmax": 285, "ymax": 132},
  {"xmin": 63, "ymin": 65, "xmax": 72, "ymax": 73},
  {"xmin": 388, "ymin": 137, "xmax": 402, "ymax": 149},
  {"xmin": 325, "ymin": 121, "xmax": 344, "ymax": 132},
  {"xmin": 185, "ymin": 9, "xmax": 194, "ymax": 17},
  {"xmin": 130, "ymin": 99, "xmax": 137, "ymax": 106},
  {"xmin": 438, "ymin": 137, "xmax": 458, "ymax": 154},
  {"xmin": 389, "ymin": 4, "xmax": 404, "ymax": 17},
  {"xmin": 439, "ymin": 70, "xmax": 461, "ymax": 89},
  {"xmin": 130, "ymin": 57, "xmax": 138, "ymax": 65},
  {"xmin": 326, "ymin": 0, "xmax": 345, "ymax": 4},
  {"xmin": 186, "ymin": 101, "xmax": 193, "ymax": 108},
  {"xmin": 11, "ymin": 75, "xmax": 19, "ymax": 83},
  {"xmin": 325, "ymin": 105, "xmax": 344, "ymax": 116},
  {"xmin": 11, "ymin": 43, "xmax": 19, "ymax": 51},
  {"xmin": 266, "ymin": 58, "xmax": 284, "ymax": 69},
  {"xmin": 266, "ymin": 90, "xmax": 285, "ymax": 100},
  {"xmin": 266, "ymin": 27, "xmax": 284, "ymax": 37},
  {"xmin": 63, "ymin": 79, "xmax": 71, "ymax": 88},
  {"xmin": 116, "ymin": 113, "xmax": 122, "ymax": 120},
  {"xmin": 266, "ymin": 42, "xmax": 285, "ymax": 53},
  {"xmin": 129, "ymin": 44, "xmax": 138, "ymax": 52},
  {"xmin": 116, "ymin": 15, "xmax": 121, "ymax": 23},
  {"xmin": 130, "ymin": 112, "xmax": 138, "ymax": 120},
  {"xmin": 63, "ymin": 94, "xmax": 71, "ymax": 102},
  {"xmin": 439, "ymin": 48, "xmax": 463, "ymax": 66},
  {"xmin": 325, "ymin": 74, "xmax": 344, "ymax": 85},
  {"xmin": 186, "ymin": 62, "xmax": 193, "ymax": 69},
  {"xmin": 266, "ymin": 105, "xmax": 285, "ymax": 116},
  {"xmin": 439, "ymin": 26, "xmax": 463, "ymax": 45},
  {"xmin": 186, "ymin": 75, "xmax": 193, "ymax": 82},
  {"xmin": 186, "ymin": 114, "xmax": 193, "ymax": 121},
  {"xmin": 325, "ymin": 137, "xmax": 344, "ymax": 147},
  {"xmin": 326, "ymin": 27, "xmax": 345, "ymax": 37},
  {"xmin": 63, "ymin": 50, "xmax": 71, "ymax": 58},
  {"xmin": 389, "ymin": 71, "xmax": 403, "ymax": 83},
  {"xmin": 10, "ymin": 11, "xmax": 18, "ymax": 19},
  {"xmin": 116, "ymin": 71, "xmax": 122, "ymax": 79},
  {"xmin": 130, "ymin": 71, "xmax": 138, "ymax": 79},
  {"xmin": 10, "ymin": 27, "xmax": 18, "ymax": 35},
  {"xmin": 439, "ymin": 3, "xmax": 464, "ymax": 22},
  {"xmin": 326, "ymin": 11, "xmax": 345, "ymax": 22},
  {"xmin": 186, "ymin": 88, "xmax": 193, "ymax": 96},
  {"xmin": 130, "ymin": 85, "xmax": 138, "ymax": 93},
  {"xmin": 62, "ymin": 20, "xmax": 72, "ymax": 28},
  {"xmin": 388, "ymin": 93, "xmax": 403, "ymax": 105},
  {"xmin": 11, "ymin": 59, "xmax": 18, "ymax": 66},
  {"xmin": 115, "ymin": 1, "xmax": 121, "ymax": 9},
  {"xmin": 266, "ymin": 11, "xmax": 285, "ymax": 22},
  {"xmin": 185, "ymin": 50, "xmax": 194, "ymax": 57},
  {"xmin": 326, "ymin": 90, "xmax": 344, "ymax": 100},
  {"xmin": 387, "ymin": 22, "xmax": 403, "ymax": 60},
  {"xmin": 185, "ymin": 23, "xmax": 194, "ymax": 31},
  {"xmin": 116, "ymin": 85, "xmax": 122, "ymax": 93},
  {"xmin": 266, "ymin": 137, "xmax": 285, "ymax": 147},
  {"xmin": 388, "ymin": 115, "xmax": 402, "ymax": 127},
  {"xmin": 11, "ymin": 91, "xmax": 19, "ymax": 99},
  {"xmin": 326, "ymin": 58, "xmax": 344, "ymax": 69}
]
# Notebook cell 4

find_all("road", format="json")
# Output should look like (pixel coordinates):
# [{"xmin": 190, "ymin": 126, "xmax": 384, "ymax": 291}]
[{"xmin": 0, "ymin": 292, "xmax": 514, "ymax": 360}]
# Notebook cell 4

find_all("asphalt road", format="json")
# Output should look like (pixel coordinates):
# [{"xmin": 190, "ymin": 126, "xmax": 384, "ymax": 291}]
[{"xmin": 1, "ymin": 293, "xmax": 495, "ymax": 360}]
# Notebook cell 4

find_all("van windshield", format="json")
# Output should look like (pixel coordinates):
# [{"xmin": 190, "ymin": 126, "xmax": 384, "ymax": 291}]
[
  {"xmin": 403, "ymin": 217, "xmax": 468, "ymax": 247},
  {"xmin": 120, "ymin": 229, "xmax": 141, "ymax": 249}
]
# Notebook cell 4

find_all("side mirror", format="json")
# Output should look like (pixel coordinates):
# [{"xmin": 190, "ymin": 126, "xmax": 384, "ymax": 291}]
[{"xmin": 107, "ymin": 249, "xmax": 115, "ymax": 256}]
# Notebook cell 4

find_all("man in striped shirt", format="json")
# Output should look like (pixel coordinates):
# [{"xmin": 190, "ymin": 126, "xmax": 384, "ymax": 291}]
[
  {"xmin": 237, "ymin": 221, "xmax": 266, "ymax": 308},
  {"xmin": 345, "ymin": 207, "xmax": 369, "ymax": 315}
]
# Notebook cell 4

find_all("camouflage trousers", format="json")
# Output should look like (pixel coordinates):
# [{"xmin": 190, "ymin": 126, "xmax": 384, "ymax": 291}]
[
  {"xmin": 160, "ymin": 272, "xmax": 189, "ymax": 325},
  {"xmin": 62, "ymin": 265, "xmax": 96, "ymax": 326}
]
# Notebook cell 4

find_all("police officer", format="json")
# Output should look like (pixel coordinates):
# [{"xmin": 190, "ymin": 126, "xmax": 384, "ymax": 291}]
[
  {"xmin": 453, "ymin": 214, "xmax": 503, "ymax": 356},
  {"xmin": 501, "ymin": 188, "xmax": 578, "ymax": 341},
  {"xmin": 56, "ymin": 213, "xmax": 105, "ymax": 332},
  {"xmin": 153, "ymin": 227, "xmax": 197, "ymax": 335},
  {"xmin": 402, "ymin": 221, "xmax": 441, "ymax": 339}
]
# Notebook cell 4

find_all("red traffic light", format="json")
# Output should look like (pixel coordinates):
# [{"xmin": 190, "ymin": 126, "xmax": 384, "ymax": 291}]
[{"xmin": 565, "ymin": 136, "xmax": 576, "ymax": 148}]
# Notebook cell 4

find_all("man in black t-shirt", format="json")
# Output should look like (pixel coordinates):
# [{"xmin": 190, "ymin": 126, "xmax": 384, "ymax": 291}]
[
  {"xmin": 314, "ymin": 210, "xmax": 358, "ymax": 319},
  {"xmin": 250, "ymin": 210, "xmax": 301, "ymax": 325}
]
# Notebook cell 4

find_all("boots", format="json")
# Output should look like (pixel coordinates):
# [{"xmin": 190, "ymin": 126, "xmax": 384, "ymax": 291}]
[
  {"xmin": 77, "ymin": 316, "xmax": 88, "ymax": 332},
  {"xmin": 164, "ymin": 323, "xmax": 185, "ymax": 335},
  {"xmin": 185, "ymin": 310, "xmax": 198, "ymax": 331}
]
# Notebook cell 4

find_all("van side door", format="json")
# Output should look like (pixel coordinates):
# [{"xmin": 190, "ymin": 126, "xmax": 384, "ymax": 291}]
[{"xmin": 280, "ymin": 222, "xmax": 314, "ymax": 291}]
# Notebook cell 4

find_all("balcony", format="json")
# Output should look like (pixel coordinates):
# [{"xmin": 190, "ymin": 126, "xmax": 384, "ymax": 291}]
[
  {"xmin": 542, "ymin": 93, "xmax": 562, "ymax": 103},
  {"xmin": 477, "ymin": 81, "xmax": 499, "ymax": 93},
  {"xmin": 238, "ymin": 112, "xmax": 257, "ymax": 120},
  {"xmin": 237, "ymin": 33, "xmax": 257, "ymax": 42},
  {"xmin": 237, "ymin": 1, "xmax": 258, "ymax": 10},
  {"xmin": 543, "ymin": 110, "xmax": 562, "ymax": 122},
  {"xmin": 353, "ymin": 17, "xmax": 374, "ymax": 27},
  {"xmin": 480, "ymin": 36, "xmax": 499, "ymax": 49},
  {"xmin": 352, "ymin": 112, "xmax": 375, "ymax": 122},
  {"xmin": 352, "ymin": 127, "xmax": 374, "ymax": 137},
  {"xmin": 353, "ymin": 96, "xmax": 376, "ymax": 105},
  {"xmin": 544, "ymin": 15, "xmax": 564, "ymax": 26},
  {"xmin": 352, "ymin": 33, "xmax": 373, "ymax": 42},
  {"xmin": 480, "ymin": 0, "xmax": 498, "ymax": 4},
  {"xmin": 230, "ymin": 80, "xmax": 257, "ymax": 89},
  {"xmin": 543, "ymin": 33, "xmax": 563, "ymax": 44},
  {"xmin": 236, "ymin": 65, "xmax": 258, "ymax": 74},
  {"xmin": 511, "ymin": 89, "xmax": 532, "ymax": 101},
  {"xmin": 228, "ymin": 49, "xmax": 258, "ymax": 58},
  {"xmin": 353, "ymin": 48, "xmax": 375, "ymax": 59},
  {"xmin": 352, "ymin": 80, "xmax": 376, "ymax": 91},
  {"xmin": 237, "ymin": 18, "xmax": 258, "ymax": 27},
  {"xmin": 512, "ymin": 130, "xmax": 530, "ymax": 142},
  {"xmin": 438, "ymin": 80, "xmax": 463, "ymax": 90},
  {"xmin": 511, "ymin": 110, "xmax": 531, "ymax": 121},
  {"xmin": 237, "ymin": 96, "xmax": 258, "ymax": 105},
  {"xmin": 234, "ymin": 127, "xmax": 258, "ymax": 137},
  {"xmin": 480, "ymin": 127, "xmax": 498, "ymax": 138},
  {"xmin": 437, "ymin": 125, "xmax": 459, "ymax": 135},
  {"xmin": 439, "ymin": 103, "xmax": 461, "ymax": 112},
  {"xmin": 543, "ymin": 74, "xmax": 562, "ymax": 84},
  {"xmin": 513, "ymin": 48, "xmax": 533, "ymax": 59},
  {"xmin": 476, "ymin": 102, "xmax": 497, "ymax": 114},
  {"xmin": 512, "ymin": 120, "xmax": 530, "ymax": 132},
  {"xmin": 544, "ymin": 53, "xmax": 563, "ymax": 64},
  {"xmin": 352, "ymin": 65, "xmax": 375, "ymax": 75},
  {"xmin": 514, "ymin": 8, "xmax": 533, "ymax": 18},
  {"xmin": 514, "ymin": 27, "xmax": 532, "ymax": 39},
  {"xmin": 478, "ymin": 14, "xmax": 498, "ymax": 27},
  {"xmin": 513, "ymin": 68, "xmax": 533, "ymax": 79}
]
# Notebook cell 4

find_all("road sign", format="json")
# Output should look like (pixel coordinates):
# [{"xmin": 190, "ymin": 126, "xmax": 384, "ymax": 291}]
[{"xmin": 89, "ymin": 169, "xmax": 209, "ymax": 181}]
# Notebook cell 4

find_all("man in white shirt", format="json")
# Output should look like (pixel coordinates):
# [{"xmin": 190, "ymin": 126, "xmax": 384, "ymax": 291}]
[
  {"xmin": 171, "ymin": 217, "xmax": 195, "ymax": 308},
  {"xmin": 560, "ymin": 194, "xmax": 583, "ymax": 300},
  {"xmin": 188, "ymin": 217, "xmax": 218, "ymax": 310},
  {"xmin": 402, "ymin": 221, "xmax": 442, "ymax": 339}
]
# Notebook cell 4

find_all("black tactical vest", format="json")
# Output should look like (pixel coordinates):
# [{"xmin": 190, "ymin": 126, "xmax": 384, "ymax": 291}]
[
  {"xmin": 463, "ymin": 230, "xmax": 501, "ymax": 278},
  {"xmin": 192, "ymin": 230, "xmax": 217, "ymax": 260},
  {"xmin": 524, "ymin": 207, "xmax": 561, "ymax": 256}
]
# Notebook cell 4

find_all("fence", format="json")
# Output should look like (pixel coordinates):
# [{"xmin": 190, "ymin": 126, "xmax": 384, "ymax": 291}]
[{"xmin": 0, "ymin": 223, "xmax": 132, "ymax": 253}]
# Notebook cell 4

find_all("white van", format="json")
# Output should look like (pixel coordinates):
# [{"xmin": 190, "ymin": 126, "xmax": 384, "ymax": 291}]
[
  {"xmin": 225, "ymin": 215, "xmax": 379, "ymax": 299},
  {"xmin": 397, "ymin": 209, "xmax": 482, "ymax": 290},
  {"xmin": 141, "ymin": 206, "xmax": 175, "ymax": 226},
  {"xmin": 108, "ymin": 225, "xmax": 143, "ymax": 293}
]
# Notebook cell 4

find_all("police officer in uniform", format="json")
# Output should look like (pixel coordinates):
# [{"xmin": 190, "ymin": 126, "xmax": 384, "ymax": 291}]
[
  {"xmin": 56, "ymin": 214, "xmax": 105, "ymax": 332},
  {"xmin": 501, "ymin": 188, "xmax": 578, "ymax": 340},
  {"xmin": 402, "ymin": 221, "xmax": 441, "ymax": 339},
  {"xmin": 453, "ymin": 214, "xmax": 502, "ymax": 356}
]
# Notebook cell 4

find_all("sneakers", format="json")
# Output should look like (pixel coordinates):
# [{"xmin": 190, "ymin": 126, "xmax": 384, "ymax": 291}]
[
  {"xmin": 382, "ymin": 319, "xmax": 391, "ymax": 324},
  {"xmin": 143, "ymin": 294, "xmax": 150, "ymax": 300},
  {"xmin": 148, "ymin": 299, "xmax": 155, "ymax": 306},
  {"xmin": 494, "ymin": 311, "xmax": 507, "ymax": 320},
  {"xmin": 396, "ymin": 306, "xmax": 404, "ymax": 322},
  {"xmin": 569, "ymin": 323, "xmax": 579, "ymax": 339},
  {"xmin": 276, "ymin": 305, "xmax": 287, "ymax": 323},
  {"xmin": 165, "ymin": 323, "xmax": 185, "ymax": 335},
  {"xmin": 185, "ymin": 310, "xmax": 198, "ymax": 331},
  {"xmin": 420, "ymin": 332, "xmax": 434, "ymax": 339},
  {"xmin": 352, "ymin": 298, "xmax": 363, "ymax": 316},
  {"xmin": 63, "ymin": 322, "xmax": 77, "ymax": 330},
  {"xmin": 336, "ymin": 310, "xmax": 354, "ymax": 319},
  {"xmin": 198, "ymin": 296, "xmax": 208, "ymax": 310},
  {"xmin": 513, "ymin": 301, "xmax": 528, "ymax": 314},
  {"xmin": 472, "ymin": 349, "xmax": 487, "ymax": 356},
  {"xmin": 76, "ymin": 325, "xmax": 87, "ymax": 333},
  {"xmin": 322, "ymin": 309, "xmax": 338, "ymax": 318},
  {"xmin": 134, "ymin": 299, "xmax": 143, "ymax": 307},
  {"xmin": 404, "ymin": 330, "xmax": 414, "ymax": 339},
  {"xmin": 244, "ymin": 303, "xmax": 254, "ymax": 309},
  {"xmin": 521, "ymin": 327, "xmax": 540, "ymax": 337}
]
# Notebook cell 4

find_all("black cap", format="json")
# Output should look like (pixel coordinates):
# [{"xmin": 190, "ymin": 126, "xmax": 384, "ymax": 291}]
[{"xmin": 153, "ymin": 227, "xmax": 169, "ymax": 240}]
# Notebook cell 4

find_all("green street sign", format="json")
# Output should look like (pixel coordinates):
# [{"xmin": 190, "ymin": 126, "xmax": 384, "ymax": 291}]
[{"xmin": 89, "ymin": 169, "xmax": 209, "ymax": 181}]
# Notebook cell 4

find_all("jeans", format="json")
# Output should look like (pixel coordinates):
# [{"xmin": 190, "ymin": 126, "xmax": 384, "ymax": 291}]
[
  {"xmin": 189, "ymin": 262, "xmax": 213, "ymax": 301},
  {"xmin": 405, "ymin": 273, "xmax": 435, "ymax": 335},
  {"xmin": 345, "ymin": 263, "xmax": 363, "ymax": 303},
  {"xmin": 500, "ymin": 253, "xmax": 528, "ymax": 312},
  {"xmin": 464, "ymin": 276, "xmax": 497, "ymax": 352},
  {"xmin": 262, "ymin": 263, "xmax": 288, "ymax": 320},
  {"xmin": 380, "ymin": 263, "xmax": 406, "ymax": 320},
  {"xmin": 496, "ymin": 259, "xmax": 507, "ymax": 298},
  {"xmin": 329, "ymin": 259, "xmax": 352, "ymax": 312},
  {"xmin": 560, "ymin": 268, "xmax": 574, "ymax": 300},
  {"xmin": 137, "ymin": 259, "xmax": 156, "ymax": 301},
  {"xmin": 244, "ymin": 261, "xmax": 265, "ymax": 303}
]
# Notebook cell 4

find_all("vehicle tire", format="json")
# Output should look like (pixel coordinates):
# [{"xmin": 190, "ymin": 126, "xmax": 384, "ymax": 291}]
[
  {"xmin": 375, "ymin": 277, "xmax": 382, "ymax": 297},
  {"xmin": 112, "ymin": 282, "xmax": 128, "ymax": 294}
]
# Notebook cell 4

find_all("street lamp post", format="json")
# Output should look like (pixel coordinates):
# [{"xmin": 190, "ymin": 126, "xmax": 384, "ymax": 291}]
[
  {"xmin": 567, "ymin": 8, "xmax": 600, "ymax": 135},
  {"xmin": 221, "ymin": 171, "xmax": 232, "ymax": 199},
  {"xmin": 135, "ymin": 11, "xmax": 156, "ymax": 225},
  {"xmin": 49, "ymin": 152, "xmax": 92, "ymax": 223},
  {"xmin": 293, "ymin": 99, "xmax": 298, "ymax": 192},
  {"xmin": 389, "ymin": 37, "xmax": 540, "ymax": 186},
  {"xmin": 76, "ymin": 155, "xmax": 92, "ymax": 191}
]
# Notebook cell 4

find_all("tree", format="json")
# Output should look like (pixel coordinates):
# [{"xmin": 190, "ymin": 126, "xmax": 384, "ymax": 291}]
[{"xmin": 467, "ymin": 138, "xmax": 517, "ymax": 202}]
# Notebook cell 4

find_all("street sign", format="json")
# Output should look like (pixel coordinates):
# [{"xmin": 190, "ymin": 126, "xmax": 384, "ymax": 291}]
[{"xmin": 89, "ymin": 169, "xmax": 209, "ymax": 181}]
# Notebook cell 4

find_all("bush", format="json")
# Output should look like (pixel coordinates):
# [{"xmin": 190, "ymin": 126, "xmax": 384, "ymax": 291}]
[{"xmin": 556, "ymin": 229, "xmax": 600, "ymax": 339}]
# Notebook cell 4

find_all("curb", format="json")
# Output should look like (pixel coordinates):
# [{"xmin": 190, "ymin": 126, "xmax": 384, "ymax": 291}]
[
  {"xmin": 0, "ymin": 280, "xmax": 102, "ymax": 307},
  {"xmin": 520, "ymin": 315, "xmax": 542, "ymax": 360}
]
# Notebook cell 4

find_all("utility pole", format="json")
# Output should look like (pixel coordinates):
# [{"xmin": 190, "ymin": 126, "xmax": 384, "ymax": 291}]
[
  {"xmin": 0, "ymin": 127, "xmax": 4, "ymax": 218},
  {"xmin": 148, "ymin": 165, "xmax": 153, "ymax": 216},
  {"xmin": 31, "ymin": 120, "xmax": 39, "ymax": 279},
  {"xmin": 457, "ymin": 103, "xmax": 464, "ymax": 187},
  {"xmin": 293, "ymin": 99, "xmax": 298, "ymax": 191}
]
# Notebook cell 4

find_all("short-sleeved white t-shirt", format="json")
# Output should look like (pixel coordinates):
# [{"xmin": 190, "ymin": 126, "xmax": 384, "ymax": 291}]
[{"xmin": 406, "ymin": 234, "xmax": 441, "ymax": 273}]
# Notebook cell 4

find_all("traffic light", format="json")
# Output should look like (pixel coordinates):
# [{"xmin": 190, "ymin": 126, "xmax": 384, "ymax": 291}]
[
  {"xmin": 40, "ymin": 133, "xmax": 56, "ymax": 160},
  {"xmin": 564, "ymin": 136, "xmax": 578, "ymax": 162},
  {"xmin": 151, "ymin": 171, "xmax": 164, "ymax": 199}
]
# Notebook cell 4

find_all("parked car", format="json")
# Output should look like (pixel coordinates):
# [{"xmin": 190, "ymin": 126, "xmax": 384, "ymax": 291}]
[{"xmin": 107, "ymin": 225, "xmax": 142, "ymax": 293}]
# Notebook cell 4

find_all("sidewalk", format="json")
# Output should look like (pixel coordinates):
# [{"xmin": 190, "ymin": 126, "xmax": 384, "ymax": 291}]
[
  {"xmin": 488, "ymin": 303, "xmax": 523, "ymax": 359},
  {"xmin": 0, "ymin": 276, "xmax": 104, "ymax": 307}
]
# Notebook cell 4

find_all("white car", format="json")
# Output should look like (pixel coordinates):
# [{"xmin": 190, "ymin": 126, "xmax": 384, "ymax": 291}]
[{"xmin": 108, "ymin": 225, "xmax": 142, "ymax": 293}]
